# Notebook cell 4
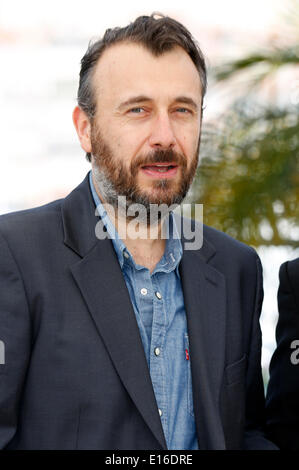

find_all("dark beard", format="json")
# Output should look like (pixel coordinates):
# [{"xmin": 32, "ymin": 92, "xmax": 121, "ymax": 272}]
[{"xmin": 90, "ymin": 124, "xmax": 200, "ymax": 219}]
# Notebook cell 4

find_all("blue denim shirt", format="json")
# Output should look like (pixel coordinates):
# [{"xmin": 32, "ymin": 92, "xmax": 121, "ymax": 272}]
[{"xmin": 89, "ymin": 172, "xmax": 198, "ymax": 450}]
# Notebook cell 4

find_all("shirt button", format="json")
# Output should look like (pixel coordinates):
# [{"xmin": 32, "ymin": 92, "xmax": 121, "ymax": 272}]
[
  {"xmin": 123, "ymin": 252, "xmax": 130, "ymax": 259},
  {"xmin": 158, "ymin": 408, "xmax": 163, "ymax": 417},
  {"xmin": 140, "ymin": 288, "xmax": 148, "ymax": 296},
  {"xmin": 154, "ymin": 347, "xmax": 160, "ymax": 356},
  {"xmin": 155, "ymin": 291, "xmax": 162, "ymax": 300}
]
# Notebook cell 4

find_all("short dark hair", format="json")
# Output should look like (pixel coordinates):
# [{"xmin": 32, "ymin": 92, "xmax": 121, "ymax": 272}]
[{"xmin": 77, "ymin": 13, "xmax": 207, "ymax": 162}]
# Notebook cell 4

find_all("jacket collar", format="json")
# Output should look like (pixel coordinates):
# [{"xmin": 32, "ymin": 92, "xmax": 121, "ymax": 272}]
[{"xmin": 62, "ymin": 173, "xmax": 98, "ymax": 257}]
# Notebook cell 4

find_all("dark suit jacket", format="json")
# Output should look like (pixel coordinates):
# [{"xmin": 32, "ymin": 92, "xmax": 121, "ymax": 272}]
[
  {"xmin": 0, "ymin": 174, "xmax": 276, "ymax": 449},
  {"xmin": 266, "ymin": 258, "xmax": 299, "ymax": 450}
]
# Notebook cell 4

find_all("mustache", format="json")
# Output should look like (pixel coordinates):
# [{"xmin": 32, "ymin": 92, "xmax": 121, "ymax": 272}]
[{"xmin": 132, "ymin": 149, "xmax": 185, "ymax": 171}]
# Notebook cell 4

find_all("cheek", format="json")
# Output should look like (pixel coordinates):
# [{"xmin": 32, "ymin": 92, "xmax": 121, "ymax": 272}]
[
  {"xmin": 110, "ymin": 124, "xmax": 142, "ymax": 153},
  {"xmin": 180, "ymin": 131, "xmax": 199, "ymax": 155},
  {"xmin": 190, "ymin": 126, "xmax": 201, "ymax": 151}
]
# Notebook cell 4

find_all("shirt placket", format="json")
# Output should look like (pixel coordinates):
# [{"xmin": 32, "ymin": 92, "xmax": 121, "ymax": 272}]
[
  {"xmin": 130, "ymin": 266, "xmax": 153, "ymax": 361},
  {"xmin": 149, "ymin": 275, "xmax": 168, "ymax": 441}
]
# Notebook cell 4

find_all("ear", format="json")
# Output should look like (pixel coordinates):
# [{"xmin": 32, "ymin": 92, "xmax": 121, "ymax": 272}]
[{"xmin": 72, "ymin": 106, "xmax": 92, "ymax": 153}]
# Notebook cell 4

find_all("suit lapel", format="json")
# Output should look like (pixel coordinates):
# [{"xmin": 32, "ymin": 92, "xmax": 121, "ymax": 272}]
[
  {"xmin": 178, "ymin": 218, "xmax": 227, "ymax": 449},
  {"xmin": 62, "ymin": 175, "xmax": 167, "ymax": 449}
]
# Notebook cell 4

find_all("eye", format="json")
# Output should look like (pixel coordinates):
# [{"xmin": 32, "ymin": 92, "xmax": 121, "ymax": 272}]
[
  {"xmin": 176, "ymin": 107, "xmax": 192, "ymax": 114},
  {"xmin": 128, "ymin": 107, "xmax": 145, "ymax": 114}
]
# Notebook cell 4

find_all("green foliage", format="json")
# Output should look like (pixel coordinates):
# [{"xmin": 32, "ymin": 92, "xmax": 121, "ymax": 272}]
[
  {"xmin": 193, "ymin": 10, "xmax": 299, "ymax": 247},
  {"xmin": 214, "ymin": 46, "xmax": 299, "ymax": 82},
  {"xmin": 194, "ymin": 105, "xmax": 299, "ymax": 246}
]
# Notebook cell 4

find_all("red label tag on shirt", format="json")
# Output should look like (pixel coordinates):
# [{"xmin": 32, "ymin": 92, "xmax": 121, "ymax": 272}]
[{"xmin": 185, "ymin": 349, "xmax": 189, "ymax": 361}]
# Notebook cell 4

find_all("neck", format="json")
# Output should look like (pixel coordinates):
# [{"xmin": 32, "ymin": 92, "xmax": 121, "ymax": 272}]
[{"xmin": 92, "ymin": 174, "xmax": 168, "ymax": 268}]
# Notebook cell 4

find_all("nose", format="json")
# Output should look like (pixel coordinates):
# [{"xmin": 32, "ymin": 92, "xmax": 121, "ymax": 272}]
[{"xmin": 148, "ymin": 112, "xmax": 176, "ymax": 149}]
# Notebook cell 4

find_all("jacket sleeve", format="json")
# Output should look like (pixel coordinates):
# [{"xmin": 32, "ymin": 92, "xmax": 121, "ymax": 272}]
[
  {"xmin": 265, "ymin": 260, "xmax": 299, "ymax": 449},
  {"xmin": 0, "ymin": 230, "xmax": 32, "ymax": 448},
  {"xmin": 243, "ymin": 254, "xmax": 278, "ymax": 449}
]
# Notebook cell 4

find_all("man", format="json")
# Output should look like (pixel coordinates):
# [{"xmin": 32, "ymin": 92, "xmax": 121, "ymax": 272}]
[
  {"xmin": 0, "ymin": 14, "xmax": 275, "ymax": 449},
  {"xmin": 266, "ymin": 257, "xmax": 299, "ymax": 449}
]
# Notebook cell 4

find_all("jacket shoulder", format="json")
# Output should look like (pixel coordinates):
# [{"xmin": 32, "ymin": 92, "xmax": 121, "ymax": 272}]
[
  {"xmin": 279, "ymin": 257, "xmax": 299, "ymax": 310},
  {"xmin": 202, "ymin": 223, "xmax": 258, "ymax": 261},
  {"xmin": 0, "ymin": 199, "xmax": 63, "ymax": 241},
  {"xmin": 281, "ymin": 257, "xmax": 299, "ymax": 284}
]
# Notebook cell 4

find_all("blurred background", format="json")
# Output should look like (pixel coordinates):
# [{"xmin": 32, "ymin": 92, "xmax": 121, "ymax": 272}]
[{"xmin": 0, "ymin": 0, "xmax": 298, "ymax": 386}]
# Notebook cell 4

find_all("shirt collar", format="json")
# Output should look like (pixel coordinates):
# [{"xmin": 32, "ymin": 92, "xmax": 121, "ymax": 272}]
[{"xmin": 89, "ymin": 170, "xmax": 183, "ymax": 275}]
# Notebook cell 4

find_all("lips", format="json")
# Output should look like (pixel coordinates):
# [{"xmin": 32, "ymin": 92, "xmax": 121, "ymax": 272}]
[
  {"xmin": 140, "ymin": 163, "xmax": 179, "ymax": 179},
  {"xmin": 143, "ymin": 165, "xmax": 176, "ymax": 172}
]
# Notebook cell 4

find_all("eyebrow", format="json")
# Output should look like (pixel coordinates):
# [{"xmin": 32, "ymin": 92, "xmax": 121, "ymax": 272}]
[
  {"xmin": 174, "ymin": 96, "xmax": 199, "ymax": 110},
  {"xmin": 117, "ymin": 95, "xmax": 151, "ymax": 110},
  {"xmin": 117, "ymin": 95, "xmax": 199, "ymax": 111}
]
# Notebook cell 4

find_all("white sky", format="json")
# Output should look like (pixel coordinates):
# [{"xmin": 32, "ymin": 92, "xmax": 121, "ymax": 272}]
[{"xmin": 0, "ymin": 0, "xmax": 284, "ymax": 35}]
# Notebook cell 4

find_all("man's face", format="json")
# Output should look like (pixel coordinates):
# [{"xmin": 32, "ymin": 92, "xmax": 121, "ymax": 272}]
[{"xmin": 90, "ymin": 42, "xmax": 203, "ymax": 209}]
